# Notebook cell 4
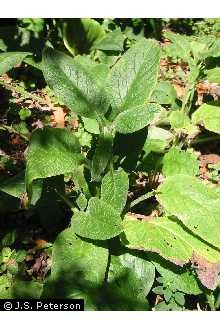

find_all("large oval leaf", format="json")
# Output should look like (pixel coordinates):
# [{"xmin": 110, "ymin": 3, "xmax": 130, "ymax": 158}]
[
  {"xmin": 25, "ymin": 127, "xmax": 83, "ymax": 193},
  {"xmin": 122, "ymin": 215, "xmax": 220, "ymax": 289},
  {"xmin": 157, "ymin": 174, "xmax": 220, "ymax": 249},
  {"xmin": 192, "ymin": 103, "xmax": 220, "ymax": 134},
  {"xmin": 72, "ymin": 197, "xmax": 123, "ymax": 240},
  {"xmin": 114, "ymin": 103, "xmax": 162, "ymax": 134},
  {"xmin": 42, "ymin": 47, "xmax": 109, "ymax": 119},
  {"xmin": 43, "ymin": 228, "xmax": 108, "ymax": 309},
  {"xmin": 105, "ymin": 253, "xmax": 154, "ymax": 310},
  {"xmin": 107, "ymin": 39, "xmax": 160, "ymax": 119},
  {"xmin": 162, "ymin": 147, "xmax": 199, "ymax": 177},
  {"xmin": 0, "ymin": 52, "xmax": 30, "ymax": 75}
]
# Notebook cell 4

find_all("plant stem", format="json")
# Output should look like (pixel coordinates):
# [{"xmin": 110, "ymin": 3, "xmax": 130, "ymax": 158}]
[{"xmin": 130, "ymin": 191, "xmax": 156, "ymax": 208}]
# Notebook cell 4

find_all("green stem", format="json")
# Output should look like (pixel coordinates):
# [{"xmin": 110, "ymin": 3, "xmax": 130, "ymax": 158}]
[{"xmin": 130, "ymin": 191, "xmax": 156, "ymax": 209}]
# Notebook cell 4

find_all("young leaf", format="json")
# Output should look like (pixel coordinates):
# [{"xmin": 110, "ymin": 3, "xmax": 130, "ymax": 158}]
[
  {"xmin": 43, "ymin": 228, "xmax": 108, "ymax": 309},
  {"xmin": 0, "ymin": 52, "xmax": 31, "ymax": 75},
  {"xmin": 25, "ymin": 127, "xmax": 83, "ymax": 193},
  {"xmin": 101, "ymin": 169, "xmax": 129, "ymax": 214},
  {"xmin": 105, "ymin": 253, "xmax": 155, "ymax": 310},
  {"xmin": 157, "ymin": 174, "xmax": 220, "ymax": 249},
  {"xmin": 162, "ymin": 147, "xmax": 199, "ymax": 177},
  {"xmin": 114, "ymin": 103, "xmax": 162, "ymax": 134},
  {"xmin": 192, "ymin": 103, "xmax": 220, "ymax": 134},
  {"xmin": 72, "ymin": 197, "xmax": 123, "ymax": 240},
  {"xmin": 174, "ymin": 292, "xmax": 185, "ymax": 306},
  {"xmin": 152, "ymin": 258, "xmax": 202, "ymax": 295},
  {"xmin": 169, "ymin": 111, "xmax": 197, "ymax": 134},
  {"xmin": 107, "ymin": 38, "xmax": 160, "ymax": 119},
  {"xmin": 122, "ymin": 215, "xmax": 220, "ymax": 289},
  {"xmin": 151, "ymin": 81, "xmax": 177, "ymax": 105},
  {"xmin": 62, "ymin": 18, "xmax": 105, "ymax": 56},
  {"xmin": 42, "ymin": 47, "xmax": 109, "ymax": 119}
]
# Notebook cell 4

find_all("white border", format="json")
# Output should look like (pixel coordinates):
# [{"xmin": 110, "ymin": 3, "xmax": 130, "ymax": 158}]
[
  {"xmin": 0, "ymin": 0, "xmax": 220, "ymax": 18},
  {"xmin": 0, "ymin": 311, "xmax": 219, "ymax": 330}
]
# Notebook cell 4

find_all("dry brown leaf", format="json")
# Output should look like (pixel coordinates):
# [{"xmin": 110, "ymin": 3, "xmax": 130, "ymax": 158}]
[
  {"xmin": 52, "ymin": 107, "xmax": 66, "ymax": 128},
  {"xmin": 191, "ymin": 252, "xmax": 220, "ymax": 290}
]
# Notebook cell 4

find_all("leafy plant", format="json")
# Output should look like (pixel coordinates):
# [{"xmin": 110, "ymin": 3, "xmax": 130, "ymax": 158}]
[{"xmin": 0, "ymin": 19, "xmax": 220, "ymax": 311}]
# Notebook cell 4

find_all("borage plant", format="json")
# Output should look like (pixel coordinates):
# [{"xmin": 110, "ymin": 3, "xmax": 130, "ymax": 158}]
[{"xmin": 1, "ymin": 26, "xmax": 220, "ymax": 310}]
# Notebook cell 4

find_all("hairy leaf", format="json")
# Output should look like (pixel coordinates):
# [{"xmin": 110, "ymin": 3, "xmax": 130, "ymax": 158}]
[
  {"xmin": 105, "ymin": 253, "xmax": 154, "ymax": 310},
  {"xmin": 114, "ymin": 103, "xmax": 162, "ymax": 134},
  {"xmin": 206, "ymin": 68, "xmax": 220, "ymax": 84},
  {"xmin": 101, "ymin": 169, "xmax": 129, "ymax": 213},
  {"xmin": 122, "ymin": 215, "xmax": 220, "ymax": 289},
  {"xmin": 72, "ymin": 197, "xmax": 123, "ymax": 240},
  {"xmin": 157, "ymin": 174, "xmax": 220, "ymax": 249},
  {"xmin": 162, "ymin": 147, "xmax": 199, "ymax": 177},
  {"xmin": 0, "ymin": 52, "xmax": 30, "ymax": 75},
  {"xmin": 107, "ymin": 39, "xmax": 160, "ymax": 119},
  {"xmin": 43, "ymin": 228, "xmax": 108, "ymax": 309},
  {"xmin": 42, "ymin": 47, "xmax": 109, "ymax": 118},
  {"xmin": 25, "ymin": 127, "xmax": 83, "ymax": 193},
  {"xmin": 192, "ymin": 103, "xmax": 220, "ymax": 134}
]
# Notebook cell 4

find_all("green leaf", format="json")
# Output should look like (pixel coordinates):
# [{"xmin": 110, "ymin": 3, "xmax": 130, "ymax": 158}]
[
  {"xmin": 42, "ymin": 47, "xmax": 109, "ymax": 119},
  {"xmin": 174, "ymin": 292, "xmax": 185, "ymax": 306},
  {"xmin": 162, "ymin": 147, "xmax": 199, "ymax": 177},
  {"xmin": 163, "ymin": 288, "xmax": 173, "ymax": 302},
  {"xmin": 62, "ymin": 18, "xmax": 105, "ymax": 56},
  {"xmin": 93, "ymin": 28, "xmax": 125, "ymax": 52},
  {"xmin": 151, "ymin": 81, "xmax": 177, "ymax": 105},
  {"xmin": 25, "ymin": 127, "xmax": 83, "ymax": 194},
  {"xmin": 192, "ymin": 103, "xmax": 220, "ymax": 134},
  {"xmin": 105, "ymin": 253, "xmax": 154, "ymax": 310},
  {"xmin": 0, "ymin": 275, "xmax": 12, "ymax": 299},
  {"xmin": 0, "ymin": 171, "xmax": 42, "ymax": 205},
  {"xmin": 91, "ymin": 126, "xmax": 114, "ymax": 182},
  {"xmin": 12, "ymin": 279, "xmax": 43, "ymax": 299},
  {"xmin": 114, "ymin": 103, "xmax": 162, "ymax": 134},
  {"xmin": 143, "ymin": 126, "xmax": 173, "ymax": 155},
  {"xmin": 157, "ymin": 174, "xmax": 220, "ymax": 249},
  {"xmin": 101, "ymin": 169, "xmax": 129, "ymax": 214},
  {"xmin": 122, "ymin": 215, "xmax": 220, "ymax": 265},
  {"xmin": 107, "ymin": 39, "xmax": 160, "ymax": 119},
  {"xmin": 72, "ymin": 197, "xmax": 123, "ymax": 240},
  {"xmin": 163, "ymin": 31, "xmax": 191, "ymax": 62},
  {"xmin": 206, "ymin": 68, "xmax": 220, "ymax": 84},
  {"xmin": 43, "ymin": 228, "xmax": 108, "ymax": 310},
  {"xmin": 0, "ymin": 52, "xmax": 30, "ymax": 75},
  {"xmin": 153, "ymin": 258, "xmax": 202, "ymax": 295},
  {"xmin": 169, "ymin": 111, "xmax": 198, "ymax": 134},
  {"xmin": 82, "ymin": 116, "xmax": 100, "ymax": 134},
  {"xmin": 122, "ymin": 214, "xmax": 220, "ymax": 289},
  {"xmin": 152, "ymin": 286, "xmax": 164, "ymax": 295}
]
